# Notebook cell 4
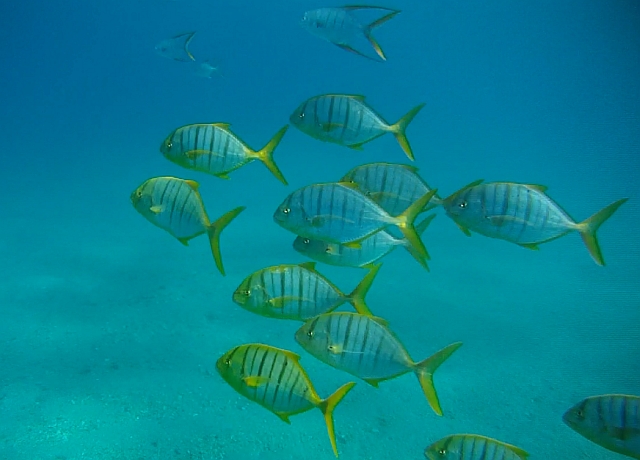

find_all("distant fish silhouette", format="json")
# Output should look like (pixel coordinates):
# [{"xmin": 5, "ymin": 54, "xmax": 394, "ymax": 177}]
[
  {"xmin": 300, "ymin": 6, "xmax": 400, "ymax": 61},
  {"xmin": 155, "ymin": 32, "xmax": 196, "ymax": 62},
  {"xmin": 193, "ymin": 60, "xmax": 222, "ymax": 78}
]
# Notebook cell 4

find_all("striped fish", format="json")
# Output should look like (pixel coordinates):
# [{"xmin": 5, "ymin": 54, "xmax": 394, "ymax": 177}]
[
  {"xmin": 300, "ymin": 6, "xmax": 400, "ymax": 61},
  {"xmin": 161, "ymin": 123, "xmax": 288, "ymax": 185},
  {"xmin": 155, "ymin": 31, "xmax": 196, "ymax": 62},
  {"xmin": 563, "ymin": 394, "xmax": 640, "ymax": 459},
  {"xmin": 295, "ymin": 312, "xmax": 463, "ymax": 416},
  {"xmin": 232, "ymin": 262, "xmax": 380, "ymax": 320},
  {"xmin": 341, "ymin": 162, "xmax": 441, "ymax": 216},
  {"xmin": 216, "ymin": 343, "xmax": 355, "ymax": 457},
  {"xmin": 442, "ymin": 179, "xmax": 628, "ymax": 266},
  {"xmin": 130, "ymin": 176, "xmax": 245, "ymax": 275},
  {"xmin": 290, "ymin": 94, "xmax": 425, "ymax": 161},
  {"xmin": 273, "ymin": 182, "xmax": 435, "ymax": 260},
  {"xmin": 293, "ymin": 214, "xmax": 435, "ymax": 270},
  {"xmin": 424, "ymin": 434, "xmax": 529, "ymax": 460}
]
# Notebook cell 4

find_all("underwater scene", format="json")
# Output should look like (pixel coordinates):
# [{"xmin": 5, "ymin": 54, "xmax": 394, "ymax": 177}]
[{"xmin": 1, "ymin": 0, "xmax": 639, "ymax": 459}]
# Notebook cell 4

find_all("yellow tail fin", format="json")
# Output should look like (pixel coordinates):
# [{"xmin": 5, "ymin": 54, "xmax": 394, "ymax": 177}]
[
  {"xmin": 403, "ymin": 214, "xmax": 436, "ymax": 271},
  {"xmin": 363, "ymin": 9, "xmax": 401, "ymax": 60},
  {"xmin": 396, "ymin": 189, "xmax": 437, "ymax": 260},
  {"xmin": 389, "ymin": 103, "xmax": 425, "ymax": 161},
  {"xmin": 318, "ymin": 381, "xmax": 356, "ymax": 457},
  {"xmin": 576, "ymin": 198, "xmax": 627, "ymax": 266},
  {"xmin": 346, "ymin": 263, "xmax": 382, "ymax": 315},
  {"xmin": 206, "ymin": 206, "xmax": 246, "ymax": 275},
  {"xmin": 413, "ymin": 342, "xmax": 463, "ymax": 416},
  {"xmin": 255, "ymin": 125, "xmax": 289, "ymax": 185}
]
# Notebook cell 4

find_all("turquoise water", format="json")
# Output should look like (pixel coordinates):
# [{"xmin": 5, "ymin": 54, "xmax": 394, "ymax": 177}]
[{"xmin": 1, "ymin": 0, "xmax": 639, "ymax": 459}]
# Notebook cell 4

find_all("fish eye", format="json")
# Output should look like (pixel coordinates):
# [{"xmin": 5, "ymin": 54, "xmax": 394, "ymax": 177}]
[
  {"xmin": 458, "ymin": 201, "xmax": 467, "ymax": 209},
  {"xmin": 303, "ymin": 238, "xmax": 310, "ymax": 244},
  {"xmin": 224, "ymin": 358, "xmax": 231, "ymax": 366},
  {"xmin": 438, "ymin": 448, "xmax": 447, "ymax": 456},
  {"xmin": 243, "ymin": 289, "xmax": 250, "ymax": 296},
  {"xmin": 166, "ymin": 141, "xmax": 172, "ymax": 148},
  {"xmin": 298, "ymin": 113, "xmax": 305, "ymax": 119},
  {"xmin": 135, "ymin": 190, "xmax": 142, "ymax": 198},
  {"xmin": 282, "ymin": 208, "xmax": 290, "ymax": 214},
  {"xmin": 576, "ymin": 409, "xmax": 584, "ymax": 417},
  {"xmin": 307, "ymin": 330, "xmax": 314, "ymax": 338}
]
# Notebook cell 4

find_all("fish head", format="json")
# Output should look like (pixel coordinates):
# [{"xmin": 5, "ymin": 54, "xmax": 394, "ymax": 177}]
[
  {"xmin": 216, "ymin": 346, "xmax": 243, "ymax": 384},
  {"xmin": 160, "ymin": 132, "xmax": 190, "ymax": 167},
  {"xmin": 299, "ymin": 9, "xmax": 325, "ymax": 33},
  {"xmin": 293, "ymin": 236, "xmax": 325, "ymax": 254},
  {"xmin": 423, "ymin": 437, "xmax": 458, "ymax": 459},
  {"xmin": 562, "ymin": 398, "xmax": 597, "ymax": 438},
  {"xmin": 295, "ymin": 316, "xmax": 331, "ymax": 355},
  {"xmin": 232, "ymin": 276, "xmax": 270, "ymax": 312},
  {"xmin": 273, "ymin": 192, "xmax": 306, "ymax": 231},
  {"xmin": 441, "ymin": 180, "xmax": 484, "ymax": 224},
  {"xmin": 289, "ymin": 101, "xmax": 317, "ymax": 137},
  {"xmin": 130, "ymin": 182, "xmax": 153, "ymax": 212}
]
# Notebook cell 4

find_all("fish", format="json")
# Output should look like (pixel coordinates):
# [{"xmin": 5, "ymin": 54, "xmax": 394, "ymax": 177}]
[
  {"xmin": 216, "ymin": 343, "xmax": 355, "ymax": 457},
  {"xmin": 232, "ymin": 262, "xmax": 380, "ymax": 320},
  {"xmin": 293, "ymin": 214, "xmax": 435, "ymax": 270},
  {"xmin": 442, "ymin": 179, "xmax": 628, "ymax": 266},
  {"xmin": 563, "ymin": 394, "xmax": 640, "ymax": 459},
  {"xmin": 161, "ymin": 124, "xmax": 288, "ymax": 185},
  {"xmin": 341, "ymin": 162, "xmax": 442, "ymax": 216},
  {"xmin": 273, "ymin": 182, "xmax": 436, "ymax": 261},
  {"xmin": 290, "ymin": 94, "xmax": 425, "ymax": 161},
  {"xmin": 130, "ymin": 176, "xmax": 245, "ymax": 275},
  {"xmin": 155, "ymin": 32, "xmax": 196, "ymax": 62},
  {"xmin": 295, "ymin": 312, "xmax": 463, "ymax": 416},
  {"xmin": 424, "ymin": 434, "xmax": 529, "ymax": 460},
  {"xmin": 300, "ymin": 6, "xmax": 400, "ymax": 61},
  {"xmin": 193, "ymin": 60, "xmax": 222, "ymax": 79}
]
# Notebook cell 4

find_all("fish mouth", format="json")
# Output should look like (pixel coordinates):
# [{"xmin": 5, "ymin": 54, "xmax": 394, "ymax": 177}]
[{"xmin": 232, "ymin": 290, "xmax": 245, "ymax": 306}]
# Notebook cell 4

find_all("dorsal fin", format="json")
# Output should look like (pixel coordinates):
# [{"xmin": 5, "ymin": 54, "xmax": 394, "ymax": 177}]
[
  {"xmin": 299, "ymin": 261, "xmax": 317, "ymax": 271},
  {"xmin": 184, "ymin": 179, "xmax": 199, "ymax": 191},
  {"xmin": 527, "ymin": 184, "xmax": 548, "ymax": 193},
  {"xmin": 370, "ymin": 316, "xmax": 389, "ymax": 326},
  {"xmin": 348, "ymin": 94, "xmax": 366, "ymax": 101},
  {"xmin": 212, "ymin": 122, "xmax": 231, "ymax": 129}
]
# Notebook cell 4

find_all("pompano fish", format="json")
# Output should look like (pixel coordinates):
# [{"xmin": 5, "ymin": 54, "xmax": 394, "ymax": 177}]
[
  {"xmin": 130, "ymin": 176, "xmax": 245, "ymax": 275},
  {"xmin": 442, "ymin": 179, "xmax": 628, "ymax": 266},
  {"xmin": 563, "ymin": 394, "xmax": 640, "ymax": 459},
  {"xmin": 232, "ymin": 262, "xmax": 380, "ymax": 320},
  {"xmin": 300, "ymin": 6, "xmax": 400, "ymax": 61},
  {"xmin": 293, "ymin": 214, "xmax": 435, "ymax": 270},
  {"xmin": 273, "ymin": 182, "xmax": 436, "ymax": 260},
  {"xmin": 155, "ymin": 32, "xmax": 196, "ymax": 62},
  {"xmin": 161, "ymin": 124, "xmax": 288, "ymax": 185},
  {"xmin": 290, "ymin": 94, "xmax": 425, "ymax": 161},
  {"xmin": 295, "ymin": 312, "xmax": 463, "ymax": 416},
  {"xmin": 216, "ymin": 343, "xmax": 355, "ymax": 457},
  {"xmin": 341, "ymin": 162, "xmax": 441, "ymax": 216},
  {"xmin": 424, "ymin": 434, "xmax": 529, "ymax": 460}
]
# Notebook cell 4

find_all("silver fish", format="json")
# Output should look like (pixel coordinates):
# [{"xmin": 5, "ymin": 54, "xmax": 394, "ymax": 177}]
[
  {"xmin": 290, "ymin": 94, "xmax": 425, "ymax": 161},
  {"xmin": 155, "ymin": 32, "xmax": 196, "ymax": 62},
  {"xmin": 193, "ymin": 60, "xmax": 222, "ymax": 79},
  {"xmin": 424, "ymin": 434, "xmax": 529, "ymax": 460},
  {"xmin": 442, "ymin": 179, "xmax": 628, "ymax": 266},
  {"xmin": 293, "ymin": 214, "xmax": 435, "ymax": 270},
  {"xmin": 563, "ymin": 394, "xmax": 640, "ymax": 459},
  {"xmin": 295, "ymin": 312, "xmax": 463, "ymax": 416},
  {"xmin": 273, "ymin": 182, "xmax": 435, "ymax": 260},
  {"xmin": 341, "ymin": 162, "xmax": 441, "ymax": 216},
  {"xmin": 130, "ymin": 176, "xmax": 245, "ymax": 275},
  {"xmin": 300, "ymin": 6, "xmax": 400, "ymax": 61},
  {"xmin": 161, "ymin": 123, "xmax": 288, "ymax": 184},
  {"xmin": 232, "ymin": 262, "xmax": 380, "ymax": 320}
]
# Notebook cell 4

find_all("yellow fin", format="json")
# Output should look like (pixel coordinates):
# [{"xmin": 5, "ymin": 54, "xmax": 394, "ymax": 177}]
[
  {"xmin": 185, "ymin": 149, "xmax": 211, "ymax": 159},
  {"xmin": 150, "ymin": 205, "xmax": 163, "ymax": 214},
  {"xmin": 243, "ymin": 376, "xmax": 269, "ymax": 387},
  {"xmin": 254, "ymin": 125, "xmax": 289, "ymax": 185},
  {"xmin": 327, "ymin": 343, "xmax": 343, "ymax": 354},
  {"xmin": 321, "ymin": 122, "xmax": 345, "ymax": 132},
  {"xmin": 275, "ymin": 412, "xmax": 291, "ymax": 424},
  {"xmin": 185, "ymin": 179, "xmax": 199, "ymax": 191},
  {"xmin": 413, "ymin": 342, "xmax": 463, "ymax": 416},
  {"xmin": 527, "ymin": 184, "xmax": 548, "ymax": 193},
  {"xmin": 347, "ymin": 142, "xmax": 365, "ymax": 151},
  {"xmin": 215, "ymin": 173, "xmax": 231, "ymax": 180},
  {"xmin": 299, "ymin": 261, "xmax": 317, "ymax": 271},
  {"xmin": 576, "ymin": 197, "xmax": 628, "ymax": 266},
  {"xmin": 371, "ymin": 316, "xmax": 389, "ymax": 327},
  {"xmin": 346, "ymin": 263, "xmax": 381, "ymax": 316},
  {"xmin": 363, "ymin": 378, "xmax": 381, "ymax": 388},
  {"xmin": 269, "ymin": 296, "xmax": 311, "ymax": 308},
  {"xmin": 518, "ymin": 242, "xmax": 539, "ymax": 251},
  {"xmin": 455, "ymin": 221, "xmax": 472, "ymax": 237},
  {"xmin": 343, "ymin": 241, "xmax": 362, "ymax": 249},
  {"xmin": 177, "ymin": 237, "xmax": 190, "ymax": 247},
  {"xmin": 389, "ymin": 103, "xmax": 425, "ymax": 161},
  {"xmin": 318, "ymin": 381, "xmax": 356, "ymax": 457},
  {"xmin": 281, "ymin": 349, "xmax": 301, "ymax": 362},
  {"xmin": 349, "ymin": 94, "xmax": 366, "ymax": 101},
  {"xmin": 212, "ymin": 122, "xmax": 231, "ymax": 129},
  {"xmin": 206, "ymin": 206, "xmax": 246, "ymax": 276}
]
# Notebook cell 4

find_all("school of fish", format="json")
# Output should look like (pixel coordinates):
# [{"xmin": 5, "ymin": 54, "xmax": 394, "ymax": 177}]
[{"xmin": 138, "ymin": 4, "xmax": 635, "ymax": 459}]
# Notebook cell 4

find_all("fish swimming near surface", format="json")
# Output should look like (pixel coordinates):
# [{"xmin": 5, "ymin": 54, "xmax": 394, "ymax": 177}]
[
  {"xmin": 300, "ymin": 6, "xmax": 400, "ymax": 61},
  {"xmin": 161, "ymin": 124, "xmax": 289, "ymax": 185},
  {"xmin": 293, "ymin": 214, "xmax": 435, "ymax": 270},
  {"xmin": 274, "ymin": 182, "xmax": 436, "ymax": 261},
  {"xmin": 216, "ymin": 343, "xmax": 355, "ymax": 457},
  {"xmin": 424, "ymin": 434, "xmax": 529, "ymax": 460},
  {"xmin": 155, "ymin": 32, "xmax": 196, "ymax": 62},
  {"xmin": 290, "ymin": 94, "xmax": 425, "ymax": 161},
  {"xmin": 563, "ymin": 394, "xmax": 640, "ymax": 459},
  {"xmin": 341, "ymin": 162, "xmax": 441, "ymax": 216},
  {"xmin": 295, "ymin": 312, "xmax": 463, "ymax": 416},
  {"xmin": 130, "ymin": 176, "xmax": 245, "ymax": 275},
  {"xmin": 232, "ymin": 262, "xmax": 380, "ymax": 320},
  {"xmin": 442, "ymin": 179, "xmax": 628, "ymax": 266}
]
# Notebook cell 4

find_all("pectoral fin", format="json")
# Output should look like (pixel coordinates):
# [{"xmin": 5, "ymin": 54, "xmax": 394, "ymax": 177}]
[
  {"xmin": 243, "ymin": 376, "xmax": 270, "ymax": 387},
  {"xmin": 363, "ymin": 378, "xmax": 381, "ymax": 388},
  {"xmin": 487, "ymin": 215, "xmax": 528, "ymax": 227},
  {"xmin": 150, "ymin": 205, "xmax": 163, "ymax": 214},
  {"xmin": 321, "ymin": 122, "xmax": 345, "ymax": 133},
  {"xmin": 344, "ymin": 241, "xmax": 362, "ymax": 249},
  {"xmin": 518, "ymin": 242, "xmax": 539, "ymax": 251}
]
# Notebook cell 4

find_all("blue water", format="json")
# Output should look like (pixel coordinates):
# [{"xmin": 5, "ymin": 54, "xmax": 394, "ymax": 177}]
[{"xmin": 1, "ymin": 0, "xmax": 639, "ymax": 459}]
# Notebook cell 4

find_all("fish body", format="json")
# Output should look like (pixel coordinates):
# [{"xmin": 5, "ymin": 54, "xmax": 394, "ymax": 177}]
[
  {"xmin": 300, "ymin": 6, "xmax": 400, "ymax": 61},
  {"xmin": 130, "ymin": 176, "xmax": 244, "ymax": 275},
  {"xmin": 290, "ymin": 94, "xmax": 424, "ymax": 161},
  {"xmin": 424, "ymin": 434, "xmax": 529, "ymax": 460},
  {"xmin": 155, "ymin": 31, "xmax": 196, "ymax": 62},
  {"xmin": 295, "ymin": 312, "xmax": 462, "ymax": 416},
  {"xmin": 232, "ymin": 262, "xmax": 379, "ymax": 320},
  {"xmin": 563, "ymin": 394, "xmax": 640, "ymax": 459},
  {"xmin": 216, "ymin": 343, "xmax": 355, "ymax": 457},
  {"xmin": 341, "ymin": 162, "xmax": 441, "ymax": 215},
  {"xmin": 442, "ymin": 180, "xmax": 628, "ymax": 265},
  {"xmin": 161, "ymin": 123, "xmax": 288, "ymax": 185},
  {"xmin": 274, "ymin": 182, "xmax": 435, "ymax": 260},
  {"xmin": 293, "ymin": 214, "xmax": 435, "ymax": 270}
]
